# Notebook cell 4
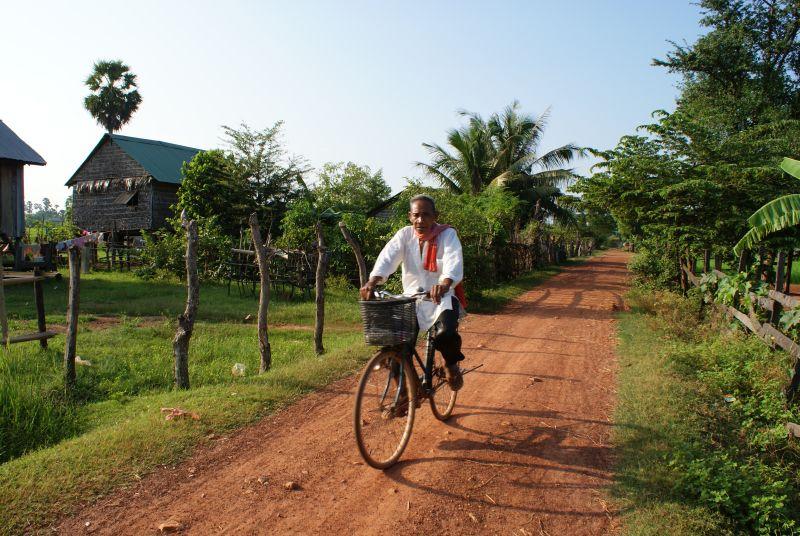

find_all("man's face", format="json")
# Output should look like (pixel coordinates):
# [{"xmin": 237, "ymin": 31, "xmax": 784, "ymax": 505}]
[{"xmin": 408, "ymin": 200, "xmax": 438, "ymax": 234}]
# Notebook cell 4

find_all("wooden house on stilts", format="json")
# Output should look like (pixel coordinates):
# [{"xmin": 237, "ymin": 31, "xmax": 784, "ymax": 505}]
[
  {"xmin": 0, "ymin": 120, "xmax": 46, "ymax": 246},
  {"xmin": 66, "ymin": 134, "xmax": 201, "ymax": 237}
]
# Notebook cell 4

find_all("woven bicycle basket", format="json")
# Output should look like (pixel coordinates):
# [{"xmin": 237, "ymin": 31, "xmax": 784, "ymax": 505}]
[{"xmin": 359, "ymin": 297, "xmax": 417, "ymax": 346}]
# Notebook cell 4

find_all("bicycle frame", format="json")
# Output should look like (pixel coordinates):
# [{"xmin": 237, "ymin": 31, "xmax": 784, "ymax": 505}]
[{"xmin": 380, "ymin": 327, "xmax": 443, "ymax": 412}]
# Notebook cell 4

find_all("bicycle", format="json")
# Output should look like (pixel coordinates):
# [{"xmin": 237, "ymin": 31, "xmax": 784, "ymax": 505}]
[{"xmin": 353, "ymin": 290, "xmax": 479, "ymax": 469}]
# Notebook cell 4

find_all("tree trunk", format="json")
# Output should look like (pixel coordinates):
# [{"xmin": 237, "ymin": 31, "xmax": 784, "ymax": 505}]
[
  {"xmin": 249, "ymin": 213, "xmax": 272, "ymax": 373},
  {"xmin": 338, "ymin": 221, "xmax": 367, "ymax": 286},
  {"xmin": 173, "ymin": 211, "xmax": 199, "ymax": 389},
  {"xmin": 314, "ymin": 221, "xmax": 327, "ymax": 355},
  {"xmin": 64, "ymin": 247, "xmax": 81, "ymax": 393}
]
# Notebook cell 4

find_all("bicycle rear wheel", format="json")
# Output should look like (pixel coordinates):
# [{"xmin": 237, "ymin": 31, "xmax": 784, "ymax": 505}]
[
  {"xmin": 428, "ymin": 352, "xmax": 457, "ymax": 421},
  {"xmin": 353, "ymin": 348, "xmax": 417, "ymax": 469}
]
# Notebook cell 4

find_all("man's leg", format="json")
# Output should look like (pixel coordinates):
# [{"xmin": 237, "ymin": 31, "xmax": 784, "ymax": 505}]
[{"xmin": 432, "ymin": 299, "xmax": 464, "ymax": 389}]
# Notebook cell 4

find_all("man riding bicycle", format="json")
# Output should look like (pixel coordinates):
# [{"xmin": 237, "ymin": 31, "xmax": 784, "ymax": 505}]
[{"xmin": 360, "ymin": 194, "xmax": 466, "ymax": 390}]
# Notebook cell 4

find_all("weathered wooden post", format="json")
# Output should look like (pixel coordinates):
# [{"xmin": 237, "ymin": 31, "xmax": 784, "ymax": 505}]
[
  {"xmin": 338, "ymin": 221, "xmax": 367, "ymax": 286},
  {"xmin": 314, "ymin": 221, "xmax": 327, "ymax": 355},
  {"xmin": 64, "ymin": 247, "xmax": 81, "ymax": 392},
  {"xmin": 33, "ymin": 268, "xmax": 47, "ymax": 349},
  {"xmin": 679, "ymin": 256, "xmax": 689, "ymax": 292},
  {"xmin": 0, "ymin": 261, "xmax": 8, "ymax": 348},
  {"xmin": 786, "ymin": 250, "xmax": 794, "ymax": 294},
  {"xmin": 249, "ymin": 213, "xmax": 272, "ymax": 373},
  {"xmin": 80, "ymin": 245, "xmax": 90, "ymax": 273},
  {"xmin": 703, "ymin": 249, "xmax": 711, "ymax": 273},
  {"xmin": 737, "ymin": 249, "xmax": 750, "ymax": 273},
  {"xmin": 771, "ymin": 252, "xmax": 787, "ymax": 326},
  {"xmin": 172, "ymin": 211, "xmax": 198, "ymax": 389}
]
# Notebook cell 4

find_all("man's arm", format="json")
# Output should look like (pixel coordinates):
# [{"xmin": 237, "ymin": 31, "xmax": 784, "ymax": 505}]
[
  {"xmin": 360, "ymin": 229, "xmax": 405, "ymax": 299},
  {"xmin": 430, "ymin": 229, "xmax": 463, "ymax": 304}
]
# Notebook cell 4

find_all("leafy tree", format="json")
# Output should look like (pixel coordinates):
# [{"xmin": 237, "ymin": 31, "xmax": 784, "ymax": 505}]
[
  {"xmin": 279, "ymin": 161, "xmax": 393, "ymax": 279},
  {"xmin": 176, "ymin": 150, "xmax": 250, "ymax": 235},
  {"xmin": 84, "ymin": 60, "xmax": 142, "ymax": 133},
  {"xmin": 222, "ymin": 122, "xmax": 306, "ymax": 231},
  {"xmin": 575, "ymin": 1, "xmax": 800, "ymax": 287},
  {"xmin": 312, "ymin": 162, "xmax": 391, "ymax": 212}
]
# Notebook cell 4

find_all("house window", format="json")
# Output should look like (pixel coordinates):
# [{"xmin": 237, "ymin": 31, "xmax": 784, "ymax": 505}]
[{"xmin": 114, "ymin": 190, "xmax": 139, "ymax": 207}]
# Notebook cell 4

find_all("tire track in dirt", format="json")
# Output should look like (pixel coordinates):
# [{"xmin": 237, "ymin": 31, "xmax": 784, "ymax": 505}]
[{"xmin": 57, "ymin": 251, "xmax": 630, "ymax": 535}]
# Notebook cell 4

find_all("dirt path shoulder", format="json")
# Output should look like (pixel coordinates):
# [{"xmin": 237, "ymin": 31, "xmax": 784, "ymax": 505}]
[{"xmin": 58, "ymin": 251, "xmax": 631, "ymax": 535}]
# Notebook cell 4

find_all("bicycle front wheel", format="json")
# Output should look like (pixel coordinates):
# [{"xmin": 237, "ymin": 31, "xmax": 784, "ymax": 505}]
[
  {"xmin": 429, "ymin": 352, "xmax": 457, "ymax": 421},
  {"xmin": 353, "ymin": 348, "xmax": 417, "ymax": 469}
]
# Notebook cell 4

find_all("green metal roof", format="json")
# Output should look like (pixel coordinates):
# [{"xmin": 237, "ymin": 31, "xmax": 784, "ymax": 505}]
[{"xmin": 66, "ymin": 133, "xmax": 201, "ymax": 186}]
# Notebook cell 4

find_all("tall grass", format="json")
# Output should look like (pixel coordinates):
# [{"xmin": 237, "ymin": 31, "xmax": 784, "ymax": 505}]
[{"xmin": 0, "ymin": 352, "xmax": 80, "ymax": 462}]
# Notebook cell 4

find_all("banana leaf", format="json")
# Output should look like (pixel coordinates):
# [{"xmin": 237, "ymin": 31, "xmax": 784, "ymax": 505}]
[
  {"xmin": 780, "ymin": 157, "xmax": 800, "ymax": 180},
  {"xmin": 733, "ymin": 193, "xmax": 800, "ymax": 256}
]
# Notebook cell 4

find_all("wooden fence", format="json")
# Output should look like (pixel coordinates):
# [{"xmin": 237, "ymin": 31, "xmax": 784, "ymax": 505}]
[{"xmin": 680, "ymin": 248, "xmax": 800, "ymax": 402}]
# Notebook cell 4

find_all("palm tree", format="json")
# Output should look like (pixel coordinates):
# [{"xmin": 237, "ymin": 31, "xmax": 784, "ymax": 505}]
[
  {"xmin": 84, "ymin": 60, "xmax": 142, "ymax": 133},
  {"xmin": 416, "ymin": 115, "xmax": 493, "ymax": 194},
  {"xmin": 418, "ymin": 102, "xmax": 583, "ymax": 194},
  {"xmin": 733, "ymin": 157, "xmax": 800, "ymax": 256},
  {"xmin": 417, "ymin": 102, "xmax": 583, "ymax": 224}
]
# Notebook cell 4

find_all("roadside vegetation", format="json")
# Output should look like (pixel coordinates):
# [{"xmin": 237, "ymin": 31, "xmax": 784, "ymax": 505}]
[{"xmin": 614, "ymin": 289, "xmax": 800, "ymax": 535}]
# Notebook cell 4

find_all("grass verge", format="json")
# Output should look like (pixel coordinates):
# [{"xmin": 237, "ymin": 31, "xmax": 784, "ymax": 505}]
[{"xmin": 613, "ymin": 289, "xmax": 800, "ymax": 535}]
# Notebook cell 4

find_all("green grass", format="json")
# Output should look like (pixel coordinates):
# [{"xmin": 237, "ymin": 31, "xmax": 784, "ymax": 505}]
[
  {"xmin": 614, "ymin": 290, "xmax": 800, "ymax": 535},
  {"xmin": 0, "ymin": 258, "xmax": 580, "ymax": 534},
  {"xmin": 3, "ymin": 270, "xmax": 361, "ymax": 325}
]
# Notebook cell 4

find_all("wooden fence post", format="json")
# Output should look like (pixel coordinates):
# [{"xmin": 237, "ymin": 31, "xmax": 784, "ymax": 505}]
[
  {"xmin": 786, "ymin": 250, "xmax": 794, "ymax": 294},
  {"xmin": 80, "ymin": 246, "xmax": 90, "ymax": 273},
  {"xmin": 33, "ymin": 268, "xmax": 47, "ymax": 349},
  {"xmin": 338, "ymin": 221, "xmax": 368, "ymax": 287},
  {"xmin": 172, "ymin": 211, "xmax": 198, "ymax": 390},
  {"xmin": 249, "ymin": 213, "xmax": 272, "ymax": 373},
  {"xmin": 0, "ymin": 261, "xmax": 8, "ymax": 348},
  {"xmin": 314, "ymin": 221, "xmax": 327, "ymax": 355},
  {"xmin": 738, "ymin": 249, "xmax": 750, "ymax": 273},
  {"xmin": 64, "ymin": 247, "xmax": 80, "ymax": 393},
  {"xmin": 703, "ymin": 249, "xmax": 711, "ymax": 273},
  {"xmin": 771, "ymin": 252, "xmax": 787, "ymax": 325}
]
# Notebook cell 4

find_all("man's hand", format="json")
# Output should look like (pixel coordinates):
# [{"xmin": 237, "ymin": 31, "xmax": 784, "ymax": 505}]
[
  {"xmin": 360, "ymin": 276, "xmax": 383, "ymax": 300},
  {"xmin": 430, "ymin": 279, "xmax": 453, "ymax": 304}
]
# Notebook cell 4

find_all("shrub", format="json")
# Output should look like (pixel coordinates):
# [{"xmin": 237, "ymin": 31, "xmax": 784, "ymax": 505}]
[
  {"xmin": 630, "ymin": 290, "xmax": 800, "ymax": 533},
  {"xmin": 628, "ymin": 246, "xmax": 679, "ymax": 289},
  {"xmin": 138, "ymin": 216, "xmax": 233, "ymax": 281}
]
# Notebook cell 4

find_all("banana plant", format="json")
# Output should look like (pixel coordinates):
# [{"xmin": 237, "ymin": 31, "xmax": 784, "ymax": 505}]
[{"xmin": 733, "ymin": 157, "xmax": 800, "ymax": 256}]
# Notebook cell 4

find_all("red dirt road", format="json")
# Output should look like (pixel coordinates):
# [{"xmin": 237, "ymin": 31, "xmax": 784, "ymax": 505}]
[{"xmin": 58, "ymin": 251, "xmax": 630, "ymax": 535}]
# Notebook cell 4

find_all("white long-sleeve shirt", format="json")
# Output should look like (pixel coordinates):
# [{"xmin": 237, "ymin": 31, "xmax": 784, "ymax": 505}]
[{"xmin": 370, "ymin": 225, "xmax": 464, "ymax": 332}]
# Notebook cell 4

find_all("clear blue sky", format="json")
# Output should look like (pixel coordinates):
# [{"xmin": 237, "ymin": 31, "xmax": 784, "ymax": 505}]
[{"xmin": 2, "ymin": 0, "xmax": 703, "ymax": 208}]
